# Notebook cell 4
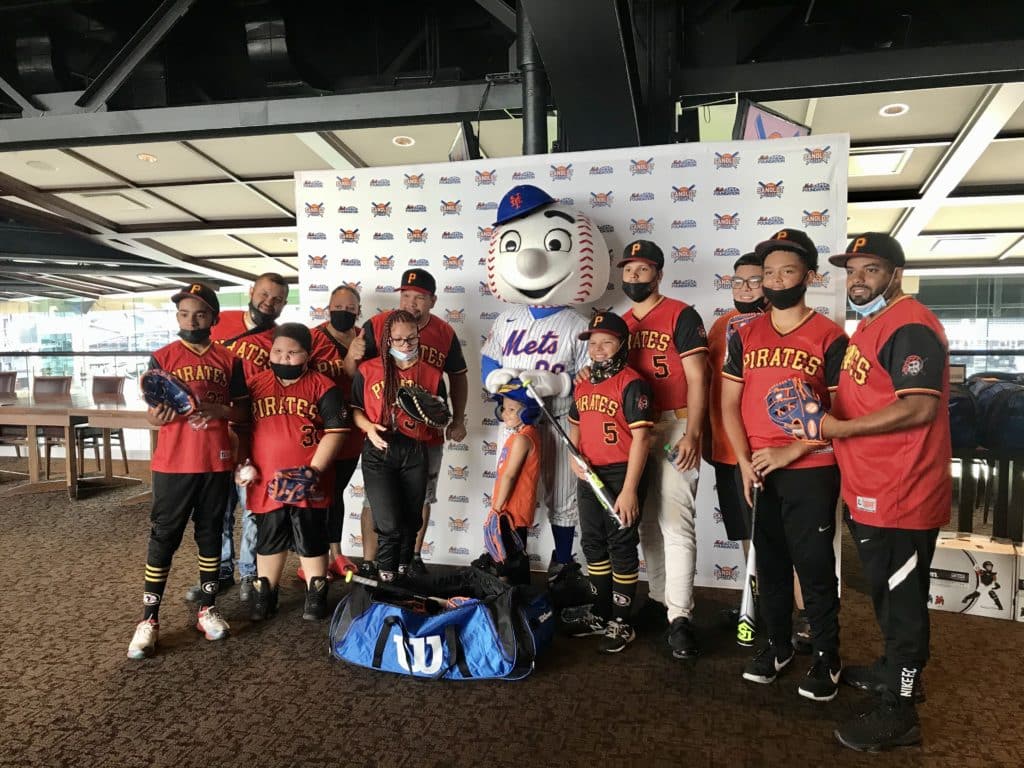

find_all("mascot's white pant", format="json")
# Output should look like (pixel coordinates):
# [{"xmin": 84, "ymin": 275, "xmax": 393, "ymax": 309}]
[
  {"xmin": 639, "ymin": 413, "xmax": 698, "ymax": 622},
  {"xmin": 500, "ymin": 411, "xmax": 577, "ymax": 528}
]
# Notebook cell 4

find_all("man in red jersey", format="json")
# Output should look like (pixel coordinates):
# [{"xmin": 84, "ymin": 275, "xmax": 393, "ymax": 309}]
[
  {"xmin": 823, "ymin": 233, "xmax": 950, "ymax": 752},
  {"xmin": 351, "ymin": 269, "xmax": 468, "ymax": 575},
  {"xmin": 127, "ymin": 283, "xmax": 249, "ymax": 660},
  {"xmin": 721, "ymin": 229, "xmax": 848, "ymax": 702},
  {"xmin": 618, "ymin": 240, "xmax": 708, "ymax": 659}
]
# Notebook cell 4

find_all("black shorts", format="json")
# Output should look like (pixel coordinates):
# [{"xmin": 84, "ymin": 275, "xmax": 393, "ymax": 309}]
[
  {"xmin": 255, "ymin": 506, "xmax": 329, "ymax": 558},
  {"xmin": 713, "ymin": 460, "xmax": 751, "ymax": 541}
]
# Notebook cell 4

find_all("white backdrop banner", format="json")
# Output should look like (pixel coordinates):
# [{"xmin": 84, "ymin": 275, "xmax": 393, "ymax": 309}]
[{"xmin": 295, "ymin": 134, "xmax": 849, "ymax": 589}]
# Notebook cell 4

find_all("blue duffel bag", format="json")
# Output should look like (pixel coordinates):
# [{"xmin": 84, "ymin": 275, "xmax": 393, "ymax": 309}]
[{"xmin": 329, "ymin": 567, "xmax": 553, "ymax": 681}]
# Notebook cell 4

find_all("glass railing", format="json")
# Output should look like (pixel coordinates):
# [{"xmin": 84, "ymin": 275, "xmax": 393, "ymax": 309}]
[{"xmin": 0, "ymin": 351, "xmax": 152, "ymax": 392}]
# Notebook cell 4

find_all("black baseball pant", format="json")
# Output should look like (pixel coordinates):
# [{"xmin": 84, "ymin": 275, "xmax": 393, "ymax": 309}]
[
  {"xmin": 847, "ymin": 517, "xmax": 939, "ymax": 700},
  {"xmin": 327, "ymin": 457, "xmax": 360, "ymax": 544},
  {"xmin": 753, "ymin": 464, "xmax": 840, "ymax": 655},
  {"xmin": 361, "ymin": 433, "xmax": 426, "ymax": 576},
  {"xmin": 148, "ymin": 471, "xmax": 232, "ymax": 567},
  {"xmin": 712, "ymin": 460, "xmax": 752, "ymax": 541}
]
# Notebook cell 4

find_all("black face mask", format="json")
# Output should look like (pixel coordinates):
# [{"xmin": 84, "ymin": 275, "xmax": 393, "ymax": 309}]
[
  {"xmin": 734, "ymin": 297, "xmax": 767, "ymax": 314},
  {"xmin": 329, "ymin": 310, "xmax": 357, "ymax": 332},
  {"xmin": 622, "ymin": 280, "xmax": 656, "ymax": 303},
  {"xmin": 178, "ymin": 328, "xmax": 211, "ymax": 344},
  {"xmin": 762, "ymin": 283, "xmax": 807, "ymax": 310},
  {"xmin": 248, "ymin": 301, "xmax": 277, "ymax": 330},
  {"xmin": 589, "ymin": 343, "xmax": 629, "ymax": 384},
  {"xmin": 270, "ymin": 362, "xmax": 305, "ymax": 380}
]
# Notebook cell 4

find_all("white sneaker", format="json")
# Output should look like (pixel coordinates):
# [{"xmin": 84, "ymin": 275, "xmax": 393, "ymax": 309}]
[
  {"xmin": 127, "ymin": 619, "xmax": 159, "ymax": 660},
  {"xmin": 196, "ymin": 605, "xmax": 230, "ymax": 641}
]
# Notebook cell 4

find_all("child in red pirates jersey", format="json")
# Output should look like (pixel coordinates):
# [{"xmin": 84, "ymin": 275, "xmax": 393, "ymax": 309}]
[
  {"xmin": 566, "ymin": 312, "xmax": 655, "ymax": 654},
  {"xmin": 721, "ymin": 229, "xmax": 848, "ymax": 702},
  {"xmin": 350, "ymin": 310, "xmax": 447, "ymax": 583},
  {"xmin": 127, "ymin": 283, "xmax": 249, "ymax": 660},
  {"xmin": 236, "ymin": 323, "xmax": 349, "ymax": 622},
  {"xmin": 308, "ymin": 284, "xmax": 364, "ymax": 580}
]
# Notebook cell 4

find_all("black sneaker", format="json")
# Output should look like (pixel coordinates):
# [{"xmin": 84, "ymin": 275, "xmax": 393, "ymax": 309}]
[
  {"xmin": 302, "ymin": 576, "xmax": 329, "ymax": 621},
  {"xmin": 184, "ymin": 575, "xmax": 234, "ymax": 603},
  {"xmin": 562, "ymin": 608, "xmax": 606, "ymax": 637},
  {"xmin": 834, "ymin": 695, "xmax": 922, "ymax": 752},
  {"xmin": 408, "ymin": 555, "xmax": 428, "ymax": 577},
  {"xmin": 842, "ymin": 658, "xmax": 926, "ymax": 703},
  {"xmin": 668, "ymin": 616, "xmax": 699, "ymax": 659},
  {"xmin": 792, "ymin": 610, "xmax": 812, "ymax": 654},
  {"xmin": 599, "ymin": 620, "xmax": 636, "ymax": 653},
  {"xmin": 250, "ymin": 577, "xmax": 278, "ymax": 621},
  {"xmin": 742, "ymin": 642, "xmax": 795, "ymax": 684},
  {"xmin": 798, "ymin": 650, "xmax": 842, "ymax": 701},
  {"xmin": 358, "ymin": 560, "xmax": 378, "ymax": 580},
  {"xmin": 238, "ymin": 574, "xmax": 255, "ymax": 603}
]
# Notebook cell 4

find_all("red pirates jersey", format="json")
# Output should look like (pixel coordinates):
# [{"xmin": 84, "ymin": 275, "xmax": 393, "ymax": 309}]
[
  {"xmin": 722, "ymin": 310, "xmax": 848, "ymax": 470},
  {"xmin": 244, "ymin": 368, "xmax": 349, "ymax": 513},
  {"xmin": 360, "ymin": 312, "xmax": 467, "ymax": 375},
  {"xmin": 211, "ymin": 309, "xmax": 275, "ymax": 375},
  {"xmin": 569, "ymin": 366, "xmax": 655, "ymax": 467},
  {"xmin": 309, "ymin": 323, "xmax": 363, "ymax": 460},
  {"xmin": 149, "ymin": 341, "xmax": 247, "ymax": 474},
  {"xmin": 623, "ymin": 297, "xmax": 708, "ymax": 412},
  {"xmin": 351, "ymin": 358, "xmax": 446, "ymax": 443},
  {"xmin": 832, "ymin": 296, "xmax": 951, "ymax": 529}
]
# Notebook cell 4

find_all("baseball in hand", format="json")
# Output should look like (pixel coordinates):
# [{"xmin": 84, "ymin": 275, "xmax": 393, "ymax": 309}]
[{"xmin": 237, "ymin": 463, "xmax": 257, "ymax": 483}]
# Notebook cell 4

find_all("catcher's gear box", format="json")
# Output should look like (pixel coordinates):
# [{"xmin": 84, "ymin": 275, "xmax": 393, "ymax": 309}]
[{"xmin": 928, "ymin": 533, "xmax": 1016, "ymax": 621}]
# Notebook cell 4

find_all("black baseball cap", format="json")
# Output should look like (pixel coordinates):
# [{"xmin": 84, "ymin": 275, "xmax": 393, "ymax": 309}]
[
  {"xmin": 171, "ymin": 282, "xmax": 220, "ymax": 316},
  {"xmin": 616, "ymin": 240, "xmax": 665, "ymax": 269},
  {"xmin": 398, "ymin": 268, "xmax": 436, "ymax": 296},
  {"xmin": 754, "ymin": 228, "xmax": 818, "ymax": 270},
  {"xmin": 579, "ymin": 311, "xmax": 629, "ymax": 340},
  {"xmin": 829, "ymin": 232, "xmax": 906, "ymax": 268}
]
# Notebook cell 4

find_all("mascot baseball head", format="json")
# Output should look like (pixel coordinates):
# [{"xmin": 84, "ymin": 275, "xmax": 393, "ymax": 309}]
[{"xmin": 487, "ymin": 184, "xmax": 610, "ymax": 306}]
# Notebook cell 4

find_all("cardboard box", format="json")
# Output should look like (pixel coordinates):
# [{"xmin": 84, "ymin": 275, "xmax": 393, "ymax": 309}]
[
  {"xmin": 1016, "ymin": 546, "xmax": 1024, "ymax": 623},
  {"xmin": 927, "ymin": 533, "xmax": 1016, "ymax": 621}
]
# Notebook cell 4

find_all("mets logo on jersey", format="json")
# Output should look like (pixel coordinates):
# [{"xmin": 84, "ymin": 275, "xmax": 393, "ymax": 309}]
[
  {"xmin": 670, "ymin": 185, "xmax": 697, "ymax": 202},
  {"xmin": 630, "ymin": 217, "xmax": 654, "ymax": 235},
  {"xmin": 307, "ymin": 255, "xmax": 328, "ymax": 269},
  {"xmin": 373, "ymin": 255, "xmax": 395, "ymax": 270},
  {"xmin": 336, "ymin": 176, "xmax": 356, "ymax": 190},
  {"xmin": 403, "ymin": 173, "xmax": 425, "ymax": 189},
  {"xmin": 672, "ymin": 245, "xmax": 697, "ymax": 263},
  {"xmin": 407, "ymin": 227, "xmax": 428, "ymax": 243},
  {"xmin": 550, "ymin": 163, "xmax": 574, "ymax": 181},
  {"xmin": 475, "ymin": 169, "xmax": 497, "ymax": 186},
  {"xmin": 808, "ymin": 271, "xmax": 831, "ymax": 288},
  {"xmin": 348, "ymin": 534, "xmax": 363, "ymax": 548},
  {"xmin": 629, "ymin": 158, "xmax": 654, "ymax": 175},
  {"xmin": 442, "ymin": 254, "xmax": 464, "ymax": 271},
  {"xmin": 339, "ymin": 228, "xmax": 360, "ymax": 243},
  {"xmin": 757, "ymin": 180, "xmax": 784, "ymax": 198},
  {"xmin": 714, "ymin": 212, "xmax": 740, "ymax": 230},
  {"xmin": 713, "ymin": 274, "xmax": 733, "ymax": 291},
  {"xmin": 440, "ymin": 200, "xmax": 462, "ymax": 215},
  {"xmin": 590, "ymin": 191, "xmax": 614, "ymax": 208},
  {"xmin": 370, "ymin": 201, "xmax": 392, "ymax": 217},
  {"xmin": 348, "ymin": 483, "xmax": 365, "ymax": 499},
  {"xmin": 803, "ymin": 146, "xmax": 832, "ymax": 164},
  {"xmin": 448, "ymin": 465, "xmax": 469, "ymax": 481},
  {"xmin": 714, "ymin": 564, "xmax": 740, "ymax": 581},
  {"xmin": 477, "ymin": 225, "xmax": 496, "ymax": 242},
  {"xmin": 448, "ymin": 516, "xmax": 470, "ymax": 533},
  {"xmin": 714, "ymin": 151, "xmax": 740, "ymax": 169},
  {"xmin": 304, "ymin": 202, "xmax": 324, "ymax": 217},
  {"xmin": 482, "ymin": 440, "xmax": 497, "ymax": 455},
  {"xmin": 444, "ymin": 308, "xmax": 465, "ymax": 324},
  {"xmin": 802, "ymin": 209, "xmax": 830, "ymax": 227}
]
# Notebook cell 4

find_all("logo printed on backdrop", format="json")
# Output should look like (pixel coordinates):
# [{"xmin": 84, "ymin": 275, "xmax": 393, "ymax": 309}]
[
  {"xmin": 672, "ymin": 219, "xmax": 697, "ymax": 229},
  {"xmin": 374, "ymin": 255, "xmax": 395, "ymax": 270},
  {"xmin": 340, "ymin": 258, "xmax": 361, "ymax": 267},
  {"xmin": 348, "ymin": 534, "xmax": 363, "ymax": 548},
  {"xmin": 421, "ymin": 541, "xmax": 435, "ymax": 557},
  {"xmin": 336, "ymin": 176, "xmax": 356, "ymax": 190},
  {"xmin": 441, "ymin": 231, "xmax": 464, "ymax": 240},
  {"xmin": 444, "ymin": 309, "xmax": 465, "ymax": 324},
  {"xmin": 714, "ymin": 564, "xmax": 740, "ymax": 581},
  {"xmin": 590, "ymin": 192, "xmax": 614, "ymax": 208},
  {"xmin": 713, "ymin": 186, "xmax": 741, "ymax": 196},
  {"xmin": 714, "ymin": 274, "xmax": 734, "ymax": 291},
  {"xmin": 715, "ymin": 247, "xmax": 741, "ymax": 258},
  {"xmin": 802, "ymin": 209, "xmax": 830, "ymax": 227},
  {"xmin": 803, "ymin": 146, "xmax": 832, "ymax": 164},
  {"xmin": 404, "ymin": 173, "xmax": 425, "ymax": 189},
  {"xmin": 307, "ymin": 255, "xmax": 328, "ymax": 269},
  {"xmin": 339, "ymin": 205, "xmax": 359, "ymax": 214},
  {"xmin": 714, "ymin": 151, "xmax": 740, "ymax": 169},
  {"xmin": 482, "ymin": 440, "xmax": 497, "ymax": 455},
  {"xmin": 757, "ymin": 216, "xmax": 785, "ymax": 227},
  {"xmin": 375, "ymin": 286, "xmax": 396, "ymax": 293},
  {"xmin": 449, "ymin": 546, "xmax": 471, "ymax": 556},
  {"xmin": 442, "ymin": 254, "xmax": 464, "ymax": 270},
  {"xmin": 672, "ymin": 245, "xmax": 697, "ymax": 263},
  {"xmin": 629, "ymin": 158, "xmax": 654, "ymax": 175},
  {"xmin": 309, "ymin": 306, "xmax": 327, "ymax": 321},
  {"xmin": 448, "ymin": 495, "xmax": 469, "ymax": 504},
  {"xmin": 476, "ymin": 202, "xmax": 498, "ymax": 211},
  {"xmin": 757, "ymin": 154, "xmax": 785, "ymax": 164},
  {"xmin": 589, "ymin": 165, "xmax": 613, "ymax": 175},
  {"xmin": 671, "ymin": 185, "xmax": 697, "ymax": 202},
  {"xmin": 405, "ymin": 204, "xmax": 426, "ymax": 213},
  {"xmin": 512, "ymin": 170, "xmax": 536, "ymax": 180},
  {"xmin": 448, "ymin": 516, "xmax": 470, "ymax": 532},
  {"xmin": 809, "ymin": 272, "xmax": 832, "ymax": 288},
  {"xmin": 407, "ymin": 227, "xmax": 428, "ymax": 243},
  {"xmin": 630, "ymin": 192, "xmax": 655, "ymax": 202},
  {"xmin": 672, "ymin": 279, "xmax": 698, "ymax": 288},
  {"xmin": 307, "ymin": 232, "xmax": 326, "ymax": 240},
  {"xmin": 373, "ymin": 232, "xmax": 394, "ymax": 241},
  {"xmin": 477, "ymin": 226, "xmax": 496, "ymax": 242},
  {"xmin": 440, "ymin": 200, "xmax": 463, "ymax": 215},
  {"xmin": 478, "ymin": 282, "xmax": 492, "ymax": 296},
  {"xmin": 550, "ymin": 164, "xmax": 574, "ymax": 181},
  {"xmin": 308, "ymin": 283, "xmax": 328, "ymax": 292},
  {"xmin": 448, "ymin": 442, "xmax": 469, "ymax": 452},
  {"xmin": 444, "ymin": 285, "xmax": 466, "ymax": 294},
  {"xmin": 439, "ymin": 176, "xmax": 461, "ymax": 185},
  {"xmin": 303, "ymin": 179, "xmax": 323, "ymax": 188},
  {"xmin": 557, "ymin": 197, "xmax": 575, "ymax": 206},
  {"xmin": 408, "ymin": 258, "xmax": 429, "ymax": 267},
  {"xmin": 479, "ymin": 311, "xmax": 499, "ymax": 320},
  {"xmin": 370, "ymin": 178, "xmax": 390, "ymax": 187},
  {"xmin": 757, "ymin": 181, "xmax": 785, "ymax": 199},
  {"xmin": 339, "ymin": 229, "xmax": 360, "ymax": 243},
  {"xmin": 371, "ymin": 201, "xmax": 391, "ymax": 217},
  {"xmin": 803, "ymin": 182, "xmax": 830, "ymax": 192},
  {"xmin": 475, "ymin": 170, "xmax": 497, "ymax": 185},
  {"xmin": 713, "ymin": 213, "xmax": 740, "ymax": 230},
  {"xmin": 630, "ymin": 217, "xmax": 654, "ymax": 235},
  {"xmin": 304, "ymin": 202, "xmax": 324, "ymax": 217}
]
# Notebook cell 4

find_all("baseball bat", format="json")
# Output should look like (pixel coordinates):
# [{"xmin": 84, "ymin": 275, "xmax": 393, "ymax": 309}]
[
  {"xmin": 344, "ymin": 572, "xmax": 451, "ymax": 608},
  {"xmin": 736, "ymin": 484, "xmax": 760, "ymax": 647},
  {"xmin": 521, "ymin": 380, "xmax": 623, "ymax": 527}
]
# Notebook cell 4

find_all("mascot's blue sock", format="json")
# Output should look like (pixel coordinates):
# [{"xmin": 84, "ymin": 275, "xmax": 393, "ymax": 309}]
[{"xmin": 552, "ymin": 525, "xmax": 575, "ymax": 564}]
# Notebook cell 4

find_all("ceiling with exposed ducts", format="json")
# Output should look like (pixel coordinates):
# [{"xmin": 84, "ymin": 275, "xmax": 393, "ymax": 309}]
[{"xmin": 0, "ymin": 0, "xmax": 1022, "ymax": 299}]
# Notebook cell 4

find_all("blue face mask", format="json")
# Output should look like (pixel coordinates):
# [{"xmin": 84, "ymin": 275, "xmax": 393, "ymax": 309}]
[{"xmin": 389, "ymin": 346, "xmax": 418, "ymax": 362}]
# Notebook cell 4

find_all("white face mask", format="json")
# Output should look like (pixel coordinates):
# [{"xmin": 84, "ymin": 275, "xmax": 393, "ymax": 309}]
[
  {"xmin": 389, "ymin": 345, "xmax": 418, "ymax": 362},
  {"xmin": 848, "ymin": 270, "xmax": 896, "ymax": 317}
]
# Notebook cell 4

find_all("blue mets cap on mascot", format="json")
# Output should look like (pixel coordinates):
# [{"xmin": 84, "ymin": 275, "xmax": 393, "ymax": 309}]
[{"xmin": 495, "ymin": 184, "xmax": 557, "ymax": 226}]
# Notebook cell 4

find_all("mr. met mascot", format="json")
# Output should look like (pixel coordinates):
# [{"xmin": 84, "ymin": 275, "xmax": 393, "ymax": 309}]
[{"xmin": 481, "ymin": 184, "xmax": 610, "ymax": 577}]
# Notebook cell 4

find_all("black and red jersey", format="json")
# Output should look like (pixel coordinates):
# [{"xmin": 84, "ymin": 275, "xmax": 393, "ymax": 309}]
[
  {"xmin": 211, "ymin": 309, "xmax": 275, "ymax": 376},
  {"xmin": 569, "ymin": 366, "xmax": 655, "ymax": 467},
  {"xmin": 309, "ymin": 322, "xmax": 363, "ymax": 461},
  {"xmin": 360, "ymin": 312, "xmax": 467, "ymax": 375},
  {"xmin": 351, "ymin": 358, "xmax": 446, "ymax": 444}
]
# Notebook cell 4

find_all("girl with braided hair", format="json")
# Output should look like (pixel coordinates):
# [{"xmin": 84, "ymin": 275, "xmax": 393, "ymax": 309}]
[{"xmin": 350, "ymin": 310, "xmax": 447, "ymax": 582}]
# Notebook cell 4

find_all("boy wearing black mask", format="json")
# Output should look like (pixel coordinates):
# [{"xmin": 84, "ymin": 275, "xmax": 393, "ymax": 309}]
[{"xmin": 721, "ymin": 229, "xmax": 849, "ymax": 702}]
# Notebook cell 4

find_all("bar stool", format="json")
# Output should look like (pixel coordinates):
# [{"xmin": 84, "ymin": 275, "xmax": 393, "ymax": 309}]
[{"xmin": 76, "ymin": 376, "xmax": 129, "ymax": 475}]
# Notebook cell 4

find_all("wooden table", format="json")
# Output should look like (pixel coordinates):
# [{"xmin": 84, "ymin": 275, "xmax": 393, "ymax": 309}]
[{"xmin": 71, "ymin": 396, "xmax": 156, "ymax": 503}]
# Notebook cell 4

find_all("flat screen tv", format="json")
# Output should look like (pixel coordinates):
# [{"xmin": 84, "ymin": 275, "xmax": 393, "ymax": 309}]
[{"xmin": 732, "ymin": 98, "xmax": 811, "ymax": 140}]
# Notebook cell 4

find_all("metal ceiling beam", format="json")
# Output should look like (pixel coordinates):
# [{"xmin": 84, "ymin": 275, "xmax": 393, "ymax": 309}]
[
  {"xmin": 75, "ymin": 0, "xmax": 199, "ymax": 111},
  {"xmin": 0, "ymin": 262, "xmax": 212, "ymax": 277},
  {"xmin": 0, "ymin": 74, "xmax": 44, "ymax": 117},
  {"xmin": 475, "ymin": 0, "xmax": 516, "ymax": 32},
  {"xmin": 22, "ymin": 274, "xmax": 106, "ymax": 298},
  {"xmin": 892, "ymin": 83, "xmax": 1024, "ymax": 245},
  {"xmin": 36, "ymin": 174, "xmax": 296, "ymax": 195},
  {"xmin": 298, "ymin": 131, "xmax": 366, "ymax": 169},
  {"xmin": 677, "ymin": 41, "xmax": 1024, "ymax": 103},
  {"xmin": 111, "ymin": 218, "xmax": 296, "ymax": 238},
  {"xmin": 0, "ymin": 82, "xmax": 525, "ymax": 150}
]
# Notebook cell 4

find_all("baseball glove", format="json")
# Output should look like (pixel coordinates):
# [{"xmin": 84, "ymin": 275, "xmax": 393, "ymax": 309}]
[
  {"xmin": 483, "ymin": 509, "xmax": 524, "ymax": 564},
  {"xmin": 725, "ymin": 311, "xmax": 759, "ymax": 344},
  {"xmin": 395, "ymin": 384, "xmax": 451, "ymax": 429},
  {"xmin": 765, "ymin": 377, "xmax": 825, "ymax": 441},
  {"xmin": 266, "ymin": 466, "xmax": 325, "ymax": 505},
  {"xmin": 141, "ymin": 368, "xmax": 197, "ymax": 416}
]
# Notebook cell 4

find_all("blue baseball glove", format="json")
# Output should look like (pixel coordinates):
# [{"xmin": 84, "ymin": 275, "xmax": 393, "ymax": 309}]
[{"xmin": 765, "ymin": 377, "xmax": 825, "ymax": 441}]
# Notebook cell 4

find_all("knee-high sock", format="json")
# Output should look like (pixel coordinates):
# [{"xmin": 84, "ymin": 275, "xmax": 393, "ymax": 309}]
[
  {"xmin": 552, "ymin": 525, "xmax": 575, "ymax": 564},
  {"xmin": 587, "ymin": 558, "xmax": 613, "ymax": 620},
  {"xmin": 612, "ymin": 571, "xmax": 639, "ymax": 623}
]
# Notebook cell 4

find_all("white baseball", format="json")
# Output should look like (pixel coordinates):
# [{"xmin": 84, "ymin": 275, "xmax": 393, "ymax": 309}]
[{"xmin": 237, "ymin": 464, "xmax": 257, "ymax": 483}]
